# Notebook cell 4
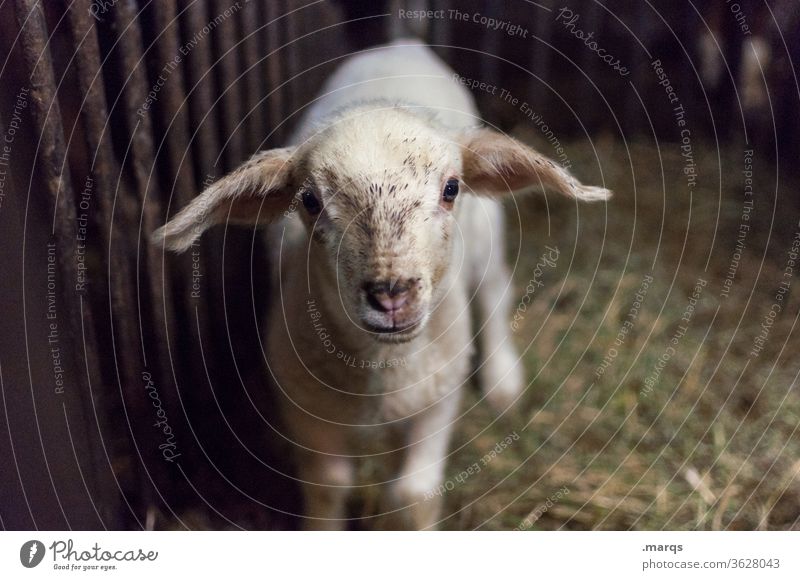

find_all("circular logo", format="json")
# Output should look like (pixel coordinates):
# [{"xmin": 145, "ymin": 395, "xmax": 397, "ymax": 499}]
[{"xmin": 19, "ymin": 540, "xmax": 45, "ymax": 568}]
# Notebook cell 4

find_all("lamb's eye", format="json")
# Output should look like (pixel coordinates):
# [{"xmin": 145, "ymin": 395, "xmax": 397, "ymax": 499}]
[
  {"xmin": 442, "ymin": 178, "xmax": 459, "ymax": 203},
  {"xmin": 302, "ymin": 189, "xmax": 322, "ymax": 215}
]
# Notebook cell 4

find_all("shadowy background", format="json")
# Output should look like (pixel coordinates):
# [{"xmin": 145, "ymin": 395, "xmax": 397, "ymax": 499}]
[{"xmin": 1, "ymin": 0, "xmax": 798, "ymax": 530}]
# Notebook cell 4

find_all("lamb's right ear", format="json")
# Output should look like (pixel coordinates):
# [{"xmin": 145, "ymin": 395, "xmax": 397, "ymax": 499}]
[
  {"xmin": 459, "ymin": 128, "xmax": 611, "ymax": 201},
  {"xmin": 152, "ymin": 147, "xmax": 297, "ymax": 252}
]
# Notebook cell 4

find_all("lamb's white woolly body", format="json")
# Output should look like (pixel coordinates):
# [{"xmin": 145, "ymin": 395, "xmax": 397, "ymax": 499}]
[
  {"xmin": 154, "ymin": 39, "xmax": 610, "ymax": 529},
  {"xmin": 270, "ymin": 44, "xmax": 516, "ymax": 529}
]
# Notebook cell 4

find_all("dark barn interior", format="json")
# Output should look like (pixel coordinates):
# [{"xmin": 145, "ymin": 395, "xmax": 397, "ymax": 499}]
[{"xmin": 1, "ymin": 0, "xmax": 799, "ymax": 531}]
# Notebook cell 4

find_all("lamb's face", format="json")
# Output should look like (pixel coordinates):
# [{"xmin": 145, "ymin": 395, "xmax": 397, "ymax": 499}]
[
  {"xmin": 153, "ymin": 104, "xmax": 610, "ymax": 343},
  {"xmin": 297, "ymin": 108, "xmax": 462, "ymax": 343}
]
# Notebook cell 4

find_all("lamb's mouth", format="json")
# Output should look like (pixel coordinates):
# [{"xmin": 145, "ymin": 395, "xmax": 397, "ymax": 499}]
[{"xmin": 362, "ymin": 316, "xmax": 424, "ymax": 342}]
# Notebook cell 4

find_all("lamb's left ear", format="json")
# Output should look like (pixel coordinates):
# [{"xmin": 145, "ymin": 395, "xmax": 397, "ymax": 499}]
[
  {"xmin": 152, "ymin": 147, "xmax": 297, "ymax": 252},
  {"xmin": 459, "ymin": 128, "xmax": 611, "ymax": 201}
]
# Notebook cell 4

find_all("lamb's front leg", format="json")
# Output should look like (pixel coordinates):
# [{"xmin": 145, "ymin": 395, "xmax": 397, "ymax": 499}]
[
  {"xmin": 296, "ymin": 452, "xmax": 354, "ymax": 530},
  {"xmin": 474, "ymin": 259, "xmax": 525, "ymax": 412},
  {"xmin": 472, "ymin": 203, "xmax": 525, "ymax": 412},
  {"xmin": 384, "ymin": 391, "xmax": 463, "ymax": 529},
  {"xmin": 466, "ymin": 198, "xmax": 525, "ymax": 412},
  {"xmin": 288, "ymin": 412, "xmax": 355, "ymax": 530}
]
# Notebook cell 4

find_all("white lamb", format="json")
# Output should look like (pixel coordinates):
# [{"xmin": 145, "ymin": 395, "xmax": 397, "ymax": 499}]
[{"xmin": 154, "ymin": 39, "xmax": 610, "ymax": 530}]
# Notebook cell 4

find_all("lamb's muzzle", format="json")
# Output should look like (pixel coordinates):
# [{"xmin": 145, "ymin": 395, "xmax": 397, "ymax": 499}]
[
  {"xmin": 152, "ymin": 39, "xmax": 610, "ymax": 530},
  {"xmin": 361, "ymin": 277, "xmax": 424, "ymax": 334}
]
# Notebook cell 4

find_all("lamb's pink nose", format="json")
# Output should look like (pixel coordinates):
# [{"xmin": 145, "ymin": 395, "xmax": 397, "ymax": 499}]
[
  {"xmin": 364, "ymin": 280, "xmax": 411, "ymax": 313},
  {"xmin": 375, "ymin": 291, "xmax": 408, "ymax": 312}
]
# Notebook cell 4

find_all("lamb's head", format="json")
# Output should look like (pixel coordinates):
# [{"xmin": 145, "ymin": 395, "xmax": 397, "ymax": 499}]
[
  {"xmin": 153, "ymin": 103, "xmax": 610, "ymax": 343},
  {"xmin": 295, "ymin": 106, "xmax": 465, "ymax": 342}
]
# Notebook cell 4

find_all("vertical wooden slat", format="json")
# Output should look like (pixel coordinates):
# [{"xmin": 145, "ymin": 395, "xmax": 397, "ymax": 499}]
[
  {"xmin": 13, "ymin": 0, "xmax": 105, "ymax": 529},
  {"xmin": 176, "ymin": 0, "xmax": 227, "ymax": 426},
  {"xmin": 478, "ymin": 0, "xmax": 500, "ymax": 120},
  {"xmin": 110, "ymin": 0, "xmax": 187, "ymax": 526},
  {"xmin": 239, "ymin": 0, "xmax": 264, "ymax": 153},
  {"xmin": 147, "ymin": 2, "xmax": 222, "ymax": 422},
  {"xmin": 623, "ymin": 1, "xmax": 651, "ymax": 138},
  {"xmin": 283, "ymin": 0, "xmax": 303, "ymax": 137},
  {"xmin": 0, "ymin": 107, "xmax": 34, "ymax": 529},
  {"xmin": 579, "ymin": 0, "xmax": 605, "ymax": 131},
  {"xmin": 210, "ymin": 0, "xmax": 245, "ymax": 170},
  {"xmin": 148, "ymin": 0, "xmax": 197, "ymax": 203},
  {"xmin": 161, "ymin": 0, "xmax": 249, "ymax": 520},
  {"xmin": 265, "ymin": 0, "xmax": 286, "ymax": 144},
  {"xmin": 530, "ymin": 0, "xmax": 554, "ymax": 118},
  {"xmin": 180, "ymin": 0, "xmax": 223, "ymax": 179},
  {"xmin": 65, "ymin": 0, "xmax": 150, "ymax": 529}
]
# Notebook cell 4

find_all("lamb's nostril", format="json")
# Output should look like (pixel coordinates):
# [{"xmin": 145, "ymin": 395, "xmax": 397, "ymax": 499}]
[
  {"xmin": 376, "ymin": 291, "xmax": 408, "ymax": 312},
  {"xmin": 363, "ymin": 281, "xmax": 411, "ymax": 313}
]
